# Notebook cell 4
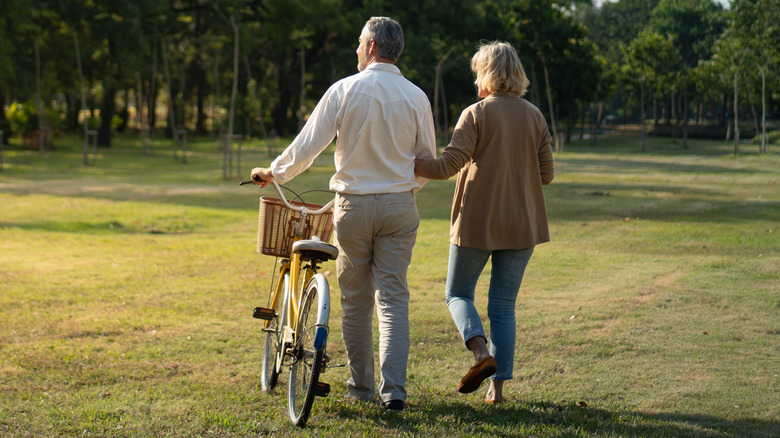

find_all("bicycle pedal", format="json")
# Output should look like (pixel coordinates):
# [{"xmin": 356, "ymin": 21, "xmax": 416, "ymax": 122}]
[
  {"xmin": 326, "ymin": 363, "xmax": 346, "ymax": 369},
  {"xmin": 252, "ymin": 307, "xmax": 275, "ymax": 320},
  {"xmin": 314, "ymin": 382, "xmax": 330, "ymax": 397}
]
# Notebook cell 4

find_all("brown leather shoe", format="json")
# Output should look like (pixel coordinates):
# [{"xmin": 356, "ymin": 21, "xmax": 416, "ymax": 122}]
[{"xmin": 457, "ymin": 356, "xmax": 497, "ymax": 394}]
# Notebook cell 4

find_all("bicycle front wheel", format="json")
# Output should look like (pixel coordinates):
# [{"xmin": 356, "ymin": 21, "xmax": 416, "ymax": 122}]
[
  {"xmin": 287, "ymin": 274, "xmax": 330, "ymax": 427},
  {"xmin": 261, "ymin": 272, "xmax": 289, "ymax": 392}
]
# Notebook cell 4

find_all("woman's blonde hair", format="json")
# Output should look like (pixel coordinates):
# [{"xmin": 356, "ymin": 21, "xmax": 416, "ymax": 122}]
[{"xmin": 471, "ymin": 41, "xmax": 529, "ymax": 96}]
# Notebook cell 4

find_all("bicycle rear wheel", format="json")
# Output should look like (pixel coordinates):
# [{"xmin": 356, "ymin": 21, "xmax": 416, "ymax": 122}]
[
  {"xmin": 261, "ymin": 272, "xmax": 289, "ymax": 392},
  {"xmin": 287, "ymin": 275, "xmax": 330, "ymax": 427}
]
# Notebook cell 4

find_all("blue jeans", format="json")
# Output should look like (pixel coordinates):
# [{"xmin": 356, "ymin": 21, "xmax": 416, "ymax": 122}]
[{"xmin": 445, "ymin": 244, "xmax": 534, "ymax": 381}]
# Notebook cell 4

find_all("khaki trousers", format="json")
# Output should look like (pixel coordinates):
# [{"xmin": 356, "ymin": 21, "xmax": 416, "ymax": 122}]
[{"xmin": 334, "ymin": 191, "xmax": 419, "ymax": 403}]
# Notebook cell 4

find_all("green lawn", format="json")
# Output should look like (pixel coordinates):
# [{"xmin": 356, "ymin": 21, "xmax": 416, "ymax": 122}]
[{"xmin": 0, "ymin": 133, "xmax": 778, "ymax": 437}]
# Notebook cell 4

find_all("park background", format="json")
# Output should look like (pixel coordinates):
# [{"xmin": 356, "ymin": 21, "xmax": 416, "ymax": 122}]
[{"xmin": 1, "ymin": 0, "xmax": 779, "ymax": 437}]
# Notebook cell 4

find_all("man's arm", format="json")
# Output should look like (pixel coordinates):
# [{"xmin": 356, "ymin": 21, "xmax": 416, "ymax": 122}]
[{"xmin": 255, "ymin": 86, "xmax": 340, "ymax": 184}]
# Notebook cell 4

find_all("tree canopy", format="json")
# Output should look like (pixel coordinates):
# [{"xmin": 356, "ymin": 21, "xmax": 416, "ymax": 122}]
[{"xmin": 0, "ymin": 0, "xmax": 776, "ymax": 153}]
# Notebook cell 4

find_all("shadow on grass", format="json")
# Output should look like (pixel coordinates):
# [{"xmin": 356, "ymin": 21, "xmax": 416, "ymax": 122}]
[
  {"xmin": 330, "ymin": 399, "xmax": 778, "ymax": 437},
  {"xmin": 543, "ymin": 182, "xmax": 780, "ymax": 224},
  {"xmin": 560, "ymin": 156, "xmax": 761, "ymax": 175},
  {"xmin": 0, "ymin": 220, "xmax": 194, "ymax": 234}
]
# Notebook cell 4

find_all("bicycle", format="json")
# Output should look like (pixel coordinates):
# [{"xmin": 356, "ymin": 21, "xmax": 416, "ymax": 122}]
[{"xmin": 241, "ymin": 177, "xmax": 339, "ymax": 427}]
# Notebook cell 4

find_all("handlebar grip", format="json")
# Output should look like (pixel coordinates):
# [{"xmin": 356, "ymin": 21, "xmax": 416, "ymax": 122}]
[{"xmin": 238, "ymin": 174, "xmax": 265, "ymax": 186}]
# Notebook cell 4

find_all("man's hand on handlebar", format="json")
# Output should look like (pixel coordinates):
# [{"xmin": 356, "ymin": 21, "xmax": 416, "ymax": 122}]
[{"xmin": 250, "ymin": 167, "xmax": 274, "ymax": 188}]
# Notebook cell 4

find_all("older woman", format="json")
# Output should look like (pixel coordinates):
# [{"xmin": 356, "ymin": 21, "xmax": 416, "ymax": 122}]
[{"xmin": 415, "ymin": 41, "xmax": 554, "ymax": 404}]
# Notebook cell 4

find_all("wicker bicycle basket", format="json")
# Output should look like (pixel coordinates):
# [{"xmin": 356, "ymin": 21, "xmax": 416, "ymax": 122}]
[{"xmin": 257, "ymin": 196, "xmax": 334, "ymax": 258}]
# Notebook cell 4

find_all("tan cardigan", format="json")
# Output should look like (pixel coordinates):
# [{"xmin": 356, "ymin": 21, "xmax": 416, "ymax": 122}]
[{"xmin": 417, "ymin": 93, "xmax": 554, "ymax": 250}]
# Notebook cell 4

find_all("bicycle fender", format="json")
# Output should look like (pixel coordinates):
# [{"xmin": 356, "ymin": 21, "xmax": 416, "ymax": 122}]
[{"xmin": 310, "ymin": 273, "xmax": 330, "ymax": 349}]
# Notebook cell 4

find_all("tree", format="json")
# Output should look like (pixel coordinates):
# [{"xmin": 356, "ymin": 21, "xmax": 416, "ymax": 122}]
[
  {"xmin": 622, "ymin": 30, "xmax": 681, "ymax": 151},
  {"xmin": 492, "ymin": 0, "xmax": 600, "ymax": 152},
  {"xmin": 583, "ymin": 0, "xmax": 660, "ymax": 65},
  {"xmin": 708, "ymin": 30, "xmax": 749, "ymax": 155},
  {"xmin": 649, "ymin": 0, "xmax": 726, "ymax": 148},
  {"xmin": 730, "ymin": 0, "xmax": 780, "ymax": 154}
]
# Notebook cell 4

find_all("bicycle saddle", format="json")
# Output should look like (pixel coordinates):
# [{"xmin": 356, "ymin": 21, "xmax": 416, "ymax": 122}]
[{"xmin": 292, "ymin": 236, "xmax": 339, "ymax": 261}]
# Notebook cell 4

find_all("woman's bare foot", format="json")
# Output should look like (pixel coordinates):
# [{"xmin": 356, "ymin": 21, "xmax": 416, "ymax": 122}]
[{"xmin": 485, "ymin": 380, "xmax": 504, "ymax": 404}]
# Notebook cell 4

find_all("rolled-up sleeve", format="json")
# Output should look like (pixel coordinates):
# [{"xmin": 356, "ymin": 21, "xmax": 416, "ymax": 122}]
[{"xmin": 270, "ymin": 87, "xmax": 339, "ymax": 183}]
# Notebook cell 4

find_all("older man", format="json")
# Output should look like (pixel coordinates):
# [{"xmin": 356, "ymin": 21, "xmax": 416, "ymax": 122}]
[{"xmin": 251, "ymin": 16, "xmax": 435, "ymax": 413}]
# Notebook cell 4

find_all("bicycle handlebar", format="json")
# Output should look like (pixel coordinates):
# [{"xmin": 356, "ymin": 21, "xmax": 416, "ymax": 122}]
[{"xmin": 240, "ymin": 177, "xmax": 335, "ymax": 215}]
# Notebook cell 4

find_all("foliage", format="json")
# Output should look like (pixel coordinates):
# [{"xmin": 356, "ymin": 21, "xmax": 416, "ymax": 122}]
[
  {"xmin": 0, "ymin": 0, "xmax": 778, "ymax": 148},
  {"xmin": 649, "ymin": 0, "xmax": 726, "ymax": 69},
  {"xmin": 6, "ymin": 102, "xmax": 38, "ymax": 134}
]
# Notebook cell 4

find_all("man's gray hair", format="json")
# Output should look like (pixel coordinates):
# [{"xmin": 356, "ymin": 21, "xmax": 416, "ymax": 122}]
[{"xmin": 365, "ymin": 17, "xmax": 404, "ymax": 62}]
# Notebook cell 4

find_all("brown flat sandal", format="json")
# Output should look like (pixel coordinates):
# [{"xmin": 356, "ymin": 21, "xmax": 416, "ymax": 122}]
[{"xmin": 457, "ymin": 356, "xmax": 497, "ymax": 394}]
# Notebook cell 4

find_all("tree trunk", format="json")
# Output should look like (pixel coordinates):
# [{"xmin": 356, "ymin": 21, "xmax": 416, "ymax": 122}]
[
  {"xmin": 640, "ymin": 79, "xmax": 646, "ymax": 152},
  {"xmin": 244, "ymin": 56, "xmax": 270, "ymax": 142},
  {"xmin": 683, "ymin": 81, "xmax": 688, "ymax": 149},
  {"xmin": 195, "ymin": 57, "xmax": 207, "ymax": 135},
  {"xmin": 64, "ymin": 92, "xmax": 79, "ymax": 133},
  {"xmin": 0, "ymin": 89, "xmax": 8, "ymax": 144},
  {"xmin": 227, "ymin": 13, "xmax": 239, "ymax": 139},
  {"xmin": 750, "ymin": 99, "xmax": 759, "ymax": 143},
  {"xmin": 298, "ymin": 43, "xmax": 306, "ymax": 131},
  {"xmin": 531, "ymin": 62, "xmax": 542, "ymax": 107},
  {"xmin": 97, "ymin": 85, "xmax": 116, "ymax": 147},
  {"xmin": 148, "ymin": 40, "xmax": 158, "ymax": 139},
  {"xmin": 664, "ymin": 94, "xmax": 671, "ymax": 126},
  {"xmin": 213, "ymin": 49, "xmax": 222, "ymax": 139},
  {"xmin": 726, "ymin": 118, "xmax": 731, "ymax": 142},
  {"xmin": 653, "ymin": 93, "xmax": 659, "ymax": 129},
  {"xmin": 761, "ymin": 69, "xmax": 767, "ymax": 154},
  {"xmin": 72, "ymin": 31, "xmax": 90, "ymax": 165},
  {"xmin": 733, "ymin": 70, "xmax": 739, "ymax": 155},
  {"xmin": 697, "ymin": 102, "xmax": 702, "ymax": 126},
  {"xmin": 116, "ymin": 89, "xmax": 130, "ymax": 133},
  {"xmin": 540, "ymin": 53, "xmax": 559, "ymax": 152},
  {"xmin": 433, "ymin": 47, "xmax": 454, "ymax": 143},
  {"xmin": 35, "ymin": 40, "xmax": 44, "ymax": 156},
  {"xmin": 532, "ymin": 31, "xmax": 559, "ymax": 152},
  {"xmin": 590, "ymin": 102, "xmax": 599, "ymax": 145},
  {"xmin": 161, "ymin": 38, "xmax": 177, "ymax": 138},
  {"xmin": 273, "ymin": 64, "xmax": 293, "ymax": 136},
  {"xmin": 671, "ymin": 91, "xmax": 677, "ymax": 142}
]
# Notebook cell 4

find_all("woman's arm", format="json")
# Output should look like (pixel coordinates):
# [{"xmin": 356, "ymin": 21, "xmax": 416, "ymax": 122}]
[{"xmin": 414, "ymin": 108, "xmax": 477, "ymax": 180}]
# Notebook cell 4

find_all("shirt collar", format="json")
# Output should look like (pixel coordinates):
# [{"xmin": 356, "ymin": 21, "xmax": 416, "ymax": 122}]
[{"xmin": 365, "ymin": 62, "xmax": 402, "ymax": 76}]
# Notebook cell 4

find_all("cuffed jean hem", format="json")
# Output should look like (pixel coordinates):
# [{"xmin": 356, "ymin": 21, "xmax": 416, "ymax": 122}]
[{"xmin": 445, "ymin": 244, "xmax": 533, "ymax": 381}]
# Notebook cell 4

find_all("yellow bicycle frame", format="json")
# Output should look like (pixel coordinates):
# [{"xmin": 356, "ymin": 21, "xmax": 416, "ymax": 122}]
[{"xmin": 264, "ymin": 239, "xmax": 316, "ymax": 344}]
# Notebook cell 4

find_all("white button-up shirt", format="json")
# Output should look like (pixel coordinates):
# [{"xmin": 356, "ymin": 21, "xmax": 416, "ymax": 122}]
[{"xmin": 270, "ymin": 62, "xmax": 436, "ymax": 194}]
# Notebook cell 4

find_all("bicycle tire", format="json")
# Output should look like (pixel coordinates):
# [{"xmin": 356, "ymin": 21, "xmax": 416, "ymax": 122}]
[
  {"xmin": 261, "ymin": 272, "xmax": 289, "ymax": 392},
  {"xmin": 287, "ymin": 274, "xmax": 330, "ymax": 427}
]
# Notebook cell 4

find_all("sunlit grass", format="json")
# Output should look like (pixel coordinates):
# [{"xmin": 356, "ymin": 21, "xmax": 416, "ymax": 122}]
[{"xmin": 0, "ymin": 133, "xmax": 778, "ymax": 437}]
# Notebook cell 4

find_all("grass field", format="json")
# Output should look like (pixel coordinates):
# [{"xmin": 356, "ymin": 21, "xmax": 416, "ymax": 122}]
[{"xmin": 0, "ymin": 133, "xmax": 778, "ymax": 437}]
